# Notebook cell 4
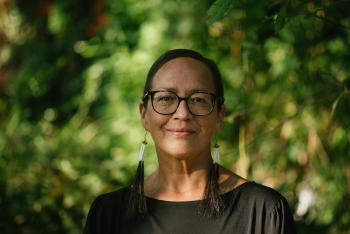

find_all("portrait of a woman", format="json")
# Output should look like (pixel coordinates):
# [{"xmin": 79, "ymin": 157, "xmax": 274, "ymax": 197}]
[{"xmin": 83, "ymin": 49, "xmax": 296, "ymax": 234}]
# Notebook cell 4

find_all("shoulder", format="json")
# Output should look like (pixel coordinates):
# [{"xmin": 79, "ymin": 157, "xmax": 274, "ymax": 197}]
[
  {"xmin": 83, "ymin": 186, "xmax": 132, "ymax": 234},
  {"xmin": 242, "ymin": 182, "xmax": 285, "ymax": 200},
  {"xmin": 240, "ymin": 182, "xmax": 289, "ymax": 207},
  {"xmin": 85, "ymin": 186, "xmax": 132, "ymax": 220},
  {"xmin": 92, "ymin": 186, "xmax": 131, "ymax": 209},
  {"xmin": 226, "ymin": 181, "xmax": 292, "ymax": 217},
  {"xmin": 240, "ymin": 182, "xmax": 296, "ymax": 233},
  {"xmin": 227, "ymin": 182, "xmax": 296, "ymax": 233},
  {"xmin": 218, "ymin": 166, "xmax": 290, "ymax": 212}
]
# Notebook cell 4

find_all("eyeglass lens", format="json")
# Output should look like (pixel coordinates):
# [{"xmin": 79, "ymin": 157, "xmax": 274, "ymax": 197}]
[{"xmin": 152, "ymin": 91, "xmax": 214, "ymax": 115}]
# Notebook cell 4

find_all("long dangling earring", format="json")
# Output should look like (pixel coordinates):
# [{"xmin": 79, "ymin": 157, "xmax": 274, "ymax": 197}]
[
  {"xmin": 138, "ymin": 133, "xmax": 147, "ymax": 161},
  {"xmin": 211, "ymin": 135, "xmax": 223, "ymax": 215},
  {"xmin": 128, "ymin": 131, "xmax": 148, "ymax": 219},
  {"xmin": 200, "ymin": 135, "xmax": 223, "ymax": 217},
  {"xmin": 213, "ymin": 143, "xmax": 220, "ymax": 164}
]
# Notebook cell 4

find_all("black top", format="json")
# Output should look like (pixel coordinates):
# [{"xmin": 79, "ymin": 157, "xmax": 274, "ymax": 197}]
[{"xmin": 83, "ymin": 182, "xmax": 296, "ymax": 234}]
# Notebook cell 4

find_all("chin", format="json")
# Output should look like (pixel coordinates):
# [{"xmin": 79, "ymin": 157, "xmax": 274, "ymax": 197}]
[
  {"xmin": 159, "ymin": 142, "xmax": 204, "ymax": 159},
  {"xmin": 165, "ymin": 151, "xmax": 196, "ymax": 161}
]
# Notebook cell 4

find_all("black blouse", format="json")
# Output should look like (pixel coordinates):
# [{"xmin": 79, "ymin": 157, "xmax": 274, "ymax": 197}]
[{"xmin": 83, "ymin": 182, "xmax": 296, "ymax": 234}]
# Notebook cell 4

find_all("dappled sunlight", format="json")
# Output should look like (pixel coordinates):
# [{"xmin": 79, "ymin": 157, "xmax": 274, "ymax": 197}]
[{"xmin": 1, "ymin": 0, "xmax": 349, "ymax": 233}]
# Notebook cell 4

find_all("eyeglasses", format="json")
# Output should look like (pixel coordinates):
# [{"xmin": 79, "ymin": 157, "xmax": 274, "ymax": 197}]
[{"xmin": 143, "ymin": 90, "xmax": 222, "ymax": 116}]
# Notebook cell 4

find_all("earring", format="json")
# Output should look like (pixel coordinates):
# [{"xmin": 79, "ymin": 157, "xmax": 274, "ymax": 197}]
[
  {"xmin": 128, "ymin": 131, "xmax": 148, "ymax": 218},
  {"xmin": 138, "ymin": 132, "xmax": 148, "ymax": 161},
  {"xmin": 213, "ymin": 134, "xmax": 220, "ymax": 164},
  {"xmin": 213, "ymin": 143, "xmax": 220, "ymax": 164},
  {"xmin": 200, "ymin": 136, "xmax": 222, "ymax": 217}
]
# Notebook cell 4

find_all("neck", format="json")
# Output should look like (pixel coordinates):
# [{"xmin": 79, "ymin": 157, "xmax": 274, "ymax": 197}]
[{"xmin": 145, "ymin": 149, "xmax": 213, "ymax": 201}]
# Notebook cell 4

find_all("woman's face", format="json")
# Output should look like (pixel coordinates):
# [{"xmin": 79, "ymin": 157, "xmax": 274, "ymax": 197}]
[{"xmin": 140, "ymin": 57, "xmax": 225, "ymax": 160}]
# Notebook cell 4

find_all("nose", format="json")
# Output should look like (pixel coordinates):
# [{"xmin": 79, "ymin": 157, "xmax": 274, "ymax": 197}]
[{"xmin": 173, "ymin": 99, "xmax": 192, "ymax": 119}]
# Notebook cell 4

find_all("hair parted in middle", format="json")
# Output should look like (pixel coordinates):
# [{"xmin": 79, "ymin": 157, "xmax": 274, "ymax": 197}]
[
  {"xmin": 128, "ymin": 48, "xmax": 225, "ymax": 219},
  {"xmin": 142, "ymin": 48, "xmax": 225, "ymax": 108}
]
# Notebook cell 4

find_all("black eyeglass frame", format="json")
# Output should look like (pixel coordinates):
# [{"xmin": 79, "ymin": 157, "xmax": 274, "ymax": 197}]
[{"xmin": 142, "ymin": 90, "xmax": 223, "ymax": 116}]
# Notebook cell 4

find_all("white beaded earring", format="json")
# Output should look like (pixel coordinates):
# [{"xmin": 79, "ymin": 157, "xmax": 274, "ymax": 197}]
[
  {"xmin": 213, "ymin": 134, "xmax": 220, "ymax": 164},
  {"xmin": 128, "ymin": 131, "xmax": 148, "ymax": 218},
  {"xmin": 138, "ymin": 136, "xmax": 147, "ymax": 161},
  {"xmin": 213, "ymin": 143, "xmax": 220, "ymax": 164}
]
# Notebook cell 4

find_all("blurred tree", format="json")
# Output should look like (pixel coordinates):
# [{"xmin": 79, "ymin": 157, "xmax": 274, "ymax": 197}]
[
  {"xmin": 206, "ymin": 0, "xmax": 350, "ymax": 233},
  {"xmin": 0, "ymin": 0, "xmax": 349, "ymax": 233}
]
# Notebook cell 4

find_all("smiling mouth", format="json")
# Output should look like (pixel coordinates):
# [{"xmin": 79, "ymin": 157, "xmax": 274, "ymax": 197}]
[{"xmin": 167, "ymin": 128, "xmax": 195, "ymax": 137}]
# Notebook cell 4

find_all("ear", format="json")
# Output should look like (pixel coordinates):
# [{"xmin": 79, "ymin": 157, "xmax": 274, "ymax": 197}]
[
  {"xmin": 139, "ymin": 102, "xmax": 150, "ymax": 131},
  {"xmin": 214, "ymin": 104, "xmax": 226, "ymax": 133}
]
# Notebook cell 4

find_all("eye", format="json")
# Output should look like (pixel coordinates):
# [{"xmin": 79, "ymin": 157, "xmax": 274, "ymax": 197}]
[
  {"xmin": 154, "ymin": 92, "xmax": 177, "ymax": 103},
  {"xmin": 189, "ymin": 93, "xmax": 212, "ymax": 105},
  {"xmin": 158, "ymin": 95, "xmax": 175, "ymax": 101},
  {"xmin": 190, "ymin": 97, "xmax": 207, "ymax": 103}
]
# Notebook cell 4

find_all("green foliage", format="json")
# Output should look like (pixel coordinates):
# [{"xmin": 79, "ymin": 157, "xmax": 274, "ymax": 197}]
[
  {"xmin": 207, "ymin": 0, "xmax": 238, "ymax": 25},
  {"xmin": 0, "ymin": 0, "xmax": 349, "ymax": 233}
]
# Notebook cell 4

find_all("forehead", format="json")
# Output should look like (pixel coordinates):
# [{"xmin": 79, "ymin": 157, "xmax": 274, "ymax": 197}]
[{"xmin": 151, "ymin": 57, "xmax": 216, "ymax": 92}]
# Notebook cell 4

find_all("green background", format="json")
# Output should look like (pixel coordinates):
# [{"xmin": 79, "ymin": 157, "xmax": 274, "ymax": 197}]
[{"xmin": 0, "ymin": 0, "xmax": 349, "ymax": 233}]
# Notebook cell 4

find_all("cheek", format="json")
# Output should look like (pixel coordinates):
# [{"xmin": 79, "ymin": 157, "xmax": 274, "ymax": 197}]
[
  {"xmin": 146, "ymin": 113, "xmax": 168, "ymax": 134},
  {"xmin": 198, "ymin": 118, "xmax": 220, "ymax": 137},
  {"xmin": 211, "ymin": 111, "xmax": 224, "ymax": 132}
]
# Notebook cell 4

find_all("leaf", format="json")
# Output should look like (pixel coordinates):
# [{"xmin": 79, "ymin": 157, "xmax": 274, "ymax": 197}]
[
  {"xmin": 273, "ymin": 4, "xmax": 289, "ymax": 31},
  {"xmin": 331, "ymin": 92, "xmax": 345, "ymax": 119},
  {"xmin": 207, "ymin": 0, "xmax": 237, "ymax": 25}
]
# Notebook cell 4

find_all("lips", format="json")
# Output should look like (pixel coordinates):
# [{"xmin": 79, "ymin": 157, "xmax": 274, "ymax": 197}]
[{"xmin": 167, "ymin": 128, "xmax": 196, "ymax": 137}]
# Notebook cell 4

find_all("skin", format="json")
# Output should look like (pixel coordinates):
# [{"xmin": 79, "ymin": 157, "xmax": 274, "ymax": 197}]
[{"xmin": 140, "ymin": 57, "xmax": 246, "ymax": 201}]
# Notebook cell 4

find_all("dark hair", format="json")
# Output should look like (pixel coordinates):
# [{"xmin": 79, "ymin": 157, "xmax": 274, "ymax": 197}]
[
  {"xmin": 128, "ymin": 49, "xmax": 225, "ymax": 219},
  {"xmin": 143, "ymin": 49, "xmax": 225, "ymax": 106}
]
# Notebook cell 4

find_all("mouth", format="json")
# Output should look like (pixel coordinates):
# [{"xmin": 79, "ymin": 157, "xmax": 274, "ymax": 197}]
[{"xmin": 167, "ymin": 128, "xmax": 196, "ymax": 137}]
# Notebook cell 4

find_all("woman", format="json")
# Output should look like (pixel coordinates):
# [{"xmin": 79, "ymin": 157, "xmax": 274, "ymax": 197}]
[{"xmin": 83, "ymin": 49, "xmax": 296, "ymax": 234}]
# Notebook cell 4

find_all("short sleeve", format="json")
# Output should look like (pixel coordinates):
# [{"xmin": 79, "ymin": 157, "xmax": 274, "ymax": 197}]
[{"xmin": 265, "ymin": 198, "xmax": 296, "ymax": 234}]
